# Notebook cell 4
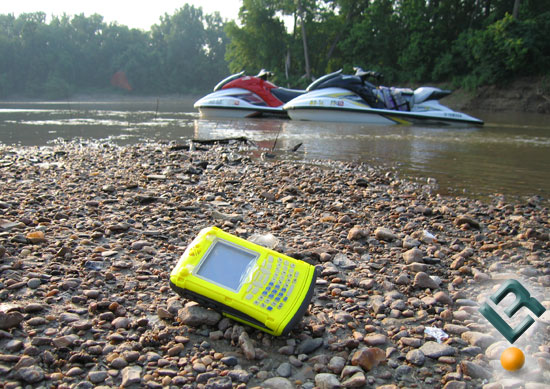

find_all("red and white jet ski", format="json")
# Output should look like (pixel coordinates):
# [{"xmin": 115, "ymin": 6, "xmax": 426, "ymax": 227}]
[{"xmin": 194, "ymin": 70, "xmax": 304, "ymax": 119}]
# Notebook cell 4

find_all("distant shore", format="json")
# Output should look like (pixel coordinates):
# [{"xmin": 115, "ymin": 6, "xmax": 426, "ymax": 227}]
[
  {"xmin": 2, "ymin": 76, "xmax": 549, "ymax": 114},
  {"xmin": 0, "ymin": 141, "xmax": 549, "ymax": 388}
]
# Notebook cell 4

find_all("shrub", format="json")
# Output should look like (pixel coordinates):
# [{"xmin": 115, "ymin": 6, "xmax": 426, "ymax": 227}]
[{"xmin": 433, "ymin": 13, "xmax": 548, "ymax": 89}]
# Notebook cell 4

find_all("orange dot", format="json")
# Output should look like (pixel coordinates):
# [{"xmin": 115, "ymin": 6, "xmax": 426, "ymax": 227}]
[{"xmin": 500, "ymin": 347, "xmax": 525, "ymax": 371}]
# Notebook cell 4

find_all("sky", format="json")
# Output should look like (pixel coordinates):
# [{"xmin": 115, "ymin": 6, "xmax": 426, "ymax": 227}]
[{"xmin": 0, "ymin": 0, "xmax": 241, "ymax": 30}]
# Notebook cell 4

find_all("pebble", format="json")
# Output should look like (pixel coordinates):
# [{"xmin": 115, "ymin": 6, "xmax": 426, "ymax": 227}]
[
  {"xmin": 296, "ymin": 337, "xmax": 323, "ymax": 354},
  {"xmin": 375, "ymin": 227, "xmax": 397, "ymax": 241},
  {"xmin": 262, "ymin": 377, "xmax": 295, "ymax": 389},
  {"xmin": 454, "ymin": 215, "xmax": 481, "ymax": 229},
  {"xmin": 0, "ymin": 311, "xmax": 24, "ymax": 330},
  {"xmin": 461, "ymin": 331, "xmax": 496, "ymax": 350},
  {"xmin": 206, "ymin": 376, "xmax": 233, "ymax": 389},
  {"xmin": 419, "ymin": 342, "xmax": 456, "ymax": 358},
  {"xmin": 401, "ymin": 337, "xmax": 422, "ymax": 348},
  {"xmin": 228, "ymin": 369, "xmax": 251, "ymax": 383},
  {"xmin": 351, "ymin": 347, "xmax": 385, "ymax": 371},
  {"xmin": 221, "ymin": 356, "xmax": 239, "ymax": 366},
  {"xmin": 121, "ymin": 366, "xmax": 141, "ymax": 387},
  {"xmin": 66, "ymin": 366, "xmax": 84, "ymax": 376},
  {"xmin": 17, "ymin": 366, "xmax": 45, "ymax": 383},
  {"xmin": 157, "ymin": 307, "xmax": 173, "ymax": 320},
  {"xmin": 460, "ymin": 360, "xmax": 492, "ymax": 380},
  {"xmin": 327, "ymin": 356, "xmax": 346, "ymax": 374},
  {"xmin": 23, "ymin": 303, "xmax": 45, "ymax": 313},
  {"xmin": 60, "ymin": 312, "xmax": 81, "ymax": 323},
  {"xmin": 403, "ymin": 247, "xmax": 424, "ymax": 264},
  {"xmin": 112, "ymin": 317, "xmax": 131, "ymax": 329},
  {"xmin": 6, "ymin": 339, "xmax": 23, "ymax": 352},
  {"xmin": 72, "ymin": 320, "xmax": 93, "ymax": 331},
  {"xmin": 364, "ymin": 333, "xmax": 387, "ymax": 346},
  {"xmin": 485, "ymin": 341, "xmax": 508, "ymax": 359},
  {"xmin": 347, "ymin": 226, "xmax": 367, "ymax": 240},
  {"xmin": 315, "ymin": 373, "xmax": 341, "ymax": 389},
  {"xmin": 406, "ymin": 349, "xmax": 426, "ymax": 366},
  {"xmin": 0, "ymin": 142, "xmax": 548, "ymax": 389},
  {"xmin": 88, "ymin": 370, "xmax": 108, "ymax": 384},
  {"xmin": 342, "ymin": 371, "xmax": 366, "ymax": 387},
  {"xmin": 414, "ymin": 272, "xmax": 439, "ymax": 289},
  {"xmin": 444, "ymin": 324, "xmax": 470, "ymax": 336},
  {"xmin": 276, "ymin": 362, "xmax": 292, "ymax": 377},
  {"xmin": 444, "ymin": 382, "xmax": 467, "ymax": 389},
  {"xmin": 238, "ymin": 331, "xmax": 256, "ymax": 360},
  {"xmin": 110, "ymin": 357, "xmax": 127, "ymax": 369},
  {"xmin": 434, "ymin": 291, "xmax": 453, "ymax": 305},
  {"xmin": 178, "ymin": 305, "xmax": 221, "ymax": 326},
  {"xmin": 26, "ymin": 278, "xmax": 41, "ymax": 289}
]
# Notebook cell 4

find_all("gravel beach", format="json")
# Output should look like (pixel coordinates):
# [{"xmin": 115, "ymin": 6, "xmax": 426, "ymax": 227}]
[{"xmin": 0, "ymin": 140, "xmax": 549, "ymax": 389}]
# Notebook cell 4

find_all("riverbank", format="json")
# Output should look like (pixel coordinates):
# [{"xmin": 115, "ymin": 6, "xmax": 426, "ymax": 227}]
[
  {"xmin": 443, "ymin": 76, "xmax": 550, "ymax": 114},
  {"xmin": 3, "ymin": 76, "xmax": 549, "ymax": 115},
  {"xmin": 0, "ymin": 141, "xmax": 549, "ymax": 388}
]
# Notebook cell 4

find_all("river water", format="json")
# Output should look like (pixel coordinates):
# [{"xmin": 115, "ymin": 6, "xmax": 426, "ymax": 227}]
[{"xmin": 0, "ymin": 97, "xmax": 549, "ymax": 205}]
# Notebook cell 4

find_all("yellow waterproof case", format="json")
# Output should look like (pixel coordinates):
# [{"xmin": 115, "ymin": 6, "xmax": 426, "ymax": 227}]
[{"xmin": 169, "ymin": 227, "xmax": 316, "ymax": 336}]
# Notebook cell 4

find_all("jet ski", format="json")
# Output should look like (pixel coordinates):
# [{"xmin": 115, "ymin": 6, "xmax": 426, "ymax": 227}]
[
  {"xmin": 194, "ymin": 69, "xmax": 304, "ymax": 119},
  {"xmin": 283, "ymin": 68, "xmax": 483, "ymax": 126}
]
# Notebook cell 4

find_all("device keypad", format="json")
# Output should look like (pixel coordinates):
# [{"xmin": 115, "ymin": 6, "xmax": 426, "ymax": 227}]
[{"xmin": 245, "ymin": 255, "xmax": 300, "ymax": 312}]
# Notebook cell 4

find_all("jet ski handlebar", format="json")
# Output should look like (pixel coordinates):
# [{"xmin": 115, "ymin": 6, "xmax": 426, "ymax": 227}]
[
  {"xmin": 256, "ymin": 69, "xmax": 275, "ymax": 80},
  {"xmin": 353, "ymin": 67, "xmax": 383, "ymax": 82}
]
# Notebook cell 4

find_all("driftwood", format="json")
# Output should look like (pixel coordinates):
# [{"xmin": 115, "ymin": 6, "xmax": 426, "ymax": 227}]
[
  {"xmin": 291, "ymin": 142, "xmax": 303, "ymax": 152},
  {"xmin": 190, "ymin": 136, "xmax": 250, "ymax": 145},
  {"xmin": 169, "ymin": 137, "xmax": 302, "ymax": 153},
  {"xmin": 169, "ymin": 137, "xmax": 252, "ymax": 152}
]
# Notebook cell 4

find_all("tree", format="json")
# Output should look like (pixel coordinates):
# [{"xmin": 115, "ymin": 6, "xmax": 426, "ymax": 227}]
[
  {"xmin": 1, "ymin": 1, "xmax": 549, "ymax": 97},
  {"xmin": 339, "ymin": 0, "xmax": 403, "ymax": 81},
  {"xmin": 148, "ymin": 5, "xmax": 229, "ymax": 93},
  {"xmin": 323, "ymin": 0, "xmax": 370, "ymax": 69},
  {"xmin": 225, "ymin": 0, "xmax": 288, "ymax": 78}
]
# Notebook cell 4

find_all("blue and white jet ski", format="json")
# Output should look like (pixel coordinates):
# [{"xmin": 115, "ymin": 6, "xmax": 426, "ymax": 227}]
[{"xmin": 283, "ymin": 68, "xmax": 483, "ymax": 126}]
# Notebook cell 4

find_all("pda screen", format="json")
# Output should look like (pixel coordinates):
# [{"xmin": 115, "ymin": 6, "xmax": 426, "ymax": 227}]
[{"xmin": 196, "ymin": 239, "xmax": 258, "ymax": 291}]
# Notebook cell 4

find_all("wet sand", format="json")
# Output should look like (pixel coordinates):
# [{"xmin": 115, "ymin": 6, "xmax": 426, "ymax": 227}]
[{"xmin": 0, "ymin": 141, "xmax": 549, "ymax": 388}]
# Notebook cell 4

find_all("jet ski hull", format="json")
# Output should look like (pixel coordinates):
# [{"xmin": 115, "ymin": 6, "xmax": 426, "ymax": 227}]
[
  {"xmin": 196, "ymin": 106, "xmax": 286, "ymax": 119},
  {"xmin": 286, "ymin": 106, "xmax": 483, "ymax": 126},
  {"xmin": 194, "ymin": 88, "xmax": 288, "ymax": 119},
  {"xmin": 284, "ymin": 88, "xmax": 483, "ymax": 126}
]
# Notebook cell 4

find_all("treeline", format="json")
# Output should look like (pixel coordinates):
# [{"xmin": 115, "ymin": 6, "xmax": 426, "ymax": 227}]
[
  {"xmin": 1, "ymin": 0, "xmax": 549, "ymax": 99},
  {"xmin": 0, "ymin": 6, "xmax": 228, "ymax": 98},
  {"xmin": 226, "ymin": 0, "xmax": 550, "ymax": 89}
]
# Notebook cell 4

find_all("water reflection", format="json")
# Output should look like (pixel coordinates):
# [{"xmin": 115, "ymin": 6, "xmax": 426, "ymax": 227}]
[
  {"xmin": 0, "ymin": 100, "xmax": 549, "ymax": 203},
  {"xmin": 193, "ymin": 117, "xmax": 550, "ymax": 202},
  {"xmin": 0, "ymin": 99, "xmax": 197, "ymax": 146}
]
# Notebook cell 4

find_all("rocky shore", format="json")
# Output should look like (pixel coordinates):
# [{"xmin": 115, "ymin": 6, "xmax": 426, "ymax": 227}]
[{"xmin": 0, "ymin": 140, "xmax": 549, "ymax": 389}]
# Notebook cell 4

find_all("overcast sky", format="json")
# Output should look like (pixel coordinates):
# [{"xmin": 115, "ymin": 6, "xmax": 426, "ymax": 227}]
[{"xmin": 0, "ymin": 0, "xmax": 241, "ymax": 30}]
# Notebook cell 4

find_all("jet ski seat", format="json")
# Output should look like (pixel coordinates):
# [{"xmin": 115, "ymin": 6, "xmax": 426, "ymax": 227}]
[
  {"xmin": 414, "ymin": 87, "xmax": 452, "ymax": 104},
  {"xmin": 271, "ymin": 88, "xmax": 305, "ymax": 104}
]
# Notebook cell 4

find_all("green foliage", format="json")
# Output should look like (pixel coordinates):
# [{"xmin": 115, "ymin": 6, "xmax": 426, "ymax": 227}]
[
  {"xmin": 338, "ymin": 0, "xmax": 548, "ymax": 88},
  {"xmin": 540, "ymin": 75, "xmax": 550, "ymax": 97},
  {"xmin": 433, "ymin": 12, "xmax": 550, "ymax": 89},
  {"xmin": 0, "ymin": 6, "xmax": 228, "ymax": 98},
  {"xmin": 0, "ymin": 1, "xmax": 548, "ymax": 98},
  {"xmin": 42, "ymin": 75, "xmax": 73, "ymax": 99},
  {"xmin": 225, "ymin": 0, "xmax": 288, "ymax": 79},
  {"xmin": 338, "ymin": 0, "xmax": 407, "ymax": 83}
]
